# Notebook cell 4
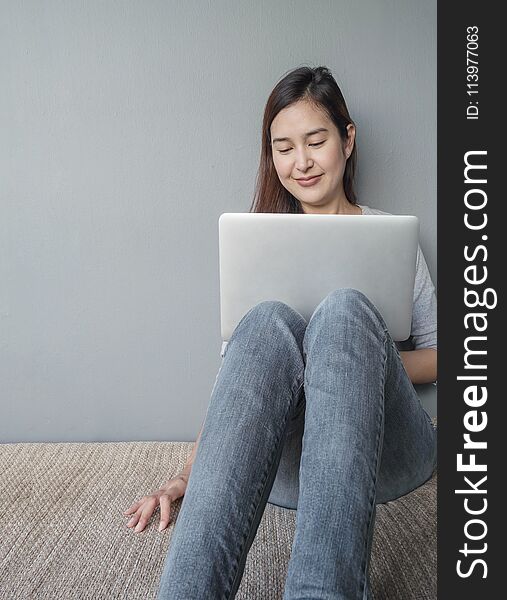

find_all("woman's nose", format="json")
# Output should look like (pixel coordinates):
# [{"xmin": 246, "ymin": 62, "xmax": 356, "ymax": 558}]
[{"xmin": 295, "ymin": 148, "xmax": 313, "ymax": 171}]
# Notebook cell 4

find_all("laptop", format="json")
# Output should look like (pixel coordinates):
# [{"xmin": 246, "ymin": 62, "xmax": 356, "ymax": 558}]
[{"xmin": 218, "ymin": 212, "xmax": 419, "ymax": 343}]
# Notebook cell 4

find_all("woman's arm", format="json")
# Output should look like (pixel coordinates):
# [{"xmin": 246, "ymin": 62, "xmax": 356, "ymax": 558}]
[
  {"xmin": 399, "ymin": 348, "xmax": 437, "ymax": 385},
  {"xmin": 179, "ymin": 420, "xmax": 205, "ymax": 479}
]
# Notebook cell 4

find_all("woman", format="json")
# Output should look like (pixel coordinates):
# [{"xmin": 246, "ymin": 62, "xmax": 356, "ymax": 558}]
[{"xmin": 124, "ymin": 66, "xmax": 437, "ymax": 599}]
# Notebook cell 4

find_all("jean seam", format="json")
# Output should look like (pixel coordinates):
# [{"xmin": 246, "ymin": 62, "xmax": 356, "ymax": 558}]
[
  {"xmin": 386, "ymin": 339, "xmax": 438, "ymax": 482},
  {"xmin": 359, "ymin": 328, "xmax": 388, "ymax": 599},
  {"xmin": 225, "ymin": 376, "xmax": 305, "ymax": 599}
]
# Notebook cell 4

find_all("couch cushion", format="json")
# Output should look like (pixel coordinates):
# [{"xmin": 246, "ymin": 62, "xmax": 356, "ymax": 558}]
[{"xmin": 0, "ymin": 441, "xmax": 436, "ymax": 599}]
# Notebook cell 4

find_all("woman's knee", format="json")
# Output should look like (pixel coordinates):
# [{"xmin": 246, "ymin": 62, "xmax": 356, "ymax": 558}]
[
  {"xmin": 305, "ymin": 287, "xmax": 387, "ymax": 341},
  {"xmin": 334, "ymin": 287, "xmax": 384, "ymax": 321},
  {"xmin": 225, "ymin": 300, "xmax": 306, "ymax": 397},
  {"xmin": 249, "ymin": 299, "xmax": 306, "ymax": 328},
  {"xmin": 230, "ymin": 300, "xmax": 307, "ymax": 351},
  {"xmin": 322, "ymin": 287, "xmax": 374, "ymax": 315}
]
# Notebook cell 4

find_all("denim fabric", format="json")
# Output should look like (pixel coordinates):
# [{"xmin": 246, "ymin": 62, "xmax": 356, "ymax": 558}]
[{"xmin": 157, "ymin": 288, "xmax": 437, "ymax": 600}]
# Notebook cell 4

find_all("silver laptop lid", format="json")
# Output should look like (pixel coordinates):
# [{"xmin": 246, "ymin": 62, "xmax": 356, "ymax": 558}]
[{"xmin": 218, "ymin": 212, "xmax": 419, "ymax": 342}]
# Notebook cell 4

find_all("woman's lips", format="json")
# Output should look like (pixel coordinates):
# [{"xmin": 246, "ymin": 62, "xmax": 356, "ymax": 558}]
[{"xmin": 296, "ymin": 174, "xmax": 322, "ymax": 187}]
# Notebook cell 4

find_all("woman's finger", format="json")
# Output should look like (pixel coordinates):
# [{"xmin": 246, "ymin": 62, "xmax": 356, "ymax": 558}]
[
  {"xmin": 123, "ymin": 499, "xmax": 143, "ymax": 515},
  {"xmin": 158, "ymin": 495, "xmax": 171, "ymax": 531},
  {"xmin": 134, "ymin": 498, "xmax": 157, "ymax": 532},
  {"xmin": 126, "ymin": 507, "xmax": 142, "ymax": 528}
]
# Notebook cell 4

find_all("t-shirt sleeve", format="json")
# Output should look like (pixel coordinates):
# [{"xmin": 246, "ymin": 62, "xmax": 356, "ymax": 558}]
[{"xmin": 410, "ymin": 245, "xmax": 438, "ymax": 350}]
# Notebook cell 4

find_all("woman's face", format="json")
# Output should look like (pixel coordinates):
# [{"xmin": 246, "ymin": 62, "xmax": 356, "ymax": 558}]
[{"xmin": 270, "ymin": 99, "xmax": 356, "ymax": 214}]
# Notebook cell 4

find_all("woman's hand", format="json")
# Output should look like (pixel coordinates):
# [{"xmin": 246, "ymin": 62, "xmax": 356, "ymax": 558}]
[
  {"xmin": 123, "ymin": 472, "xmax": 189, "ymax": 533},
  {"xmin": 400, "ymin": 348, "xmax": 437, "ymax": 385}
]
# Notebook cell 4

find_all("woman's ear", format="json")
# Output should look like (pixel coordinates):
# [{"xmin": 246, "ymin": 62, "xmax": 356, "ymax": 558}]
[{"xmin": 344, "ymin": 123, "xmax": 356, "ymax": 158}]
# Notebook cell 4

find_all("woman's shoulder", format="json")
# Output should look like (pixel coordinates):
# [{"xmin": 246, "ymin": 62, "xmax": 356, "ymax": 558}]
[{"xmin": 358, "ymin": 204, "xmax": 393, "ymax": 216}]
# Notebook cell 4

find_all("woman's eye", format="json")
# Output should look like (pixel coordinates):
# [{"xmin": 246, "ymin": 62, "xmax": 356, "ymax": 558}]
[{"xmin": 278, "ymin": 141, "xmax": 325, "ymax": 154}]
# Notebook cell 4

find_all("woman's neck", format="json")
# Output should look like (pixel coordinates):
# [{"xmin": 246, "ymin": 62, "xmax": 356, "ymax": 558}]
[
  {"xmin": 301, "ymin": 198, "xmax": 362, "ymax": 215},
  {"xmin": 335, "ymin": 201, "xmax": 362, "ymax": 215}
]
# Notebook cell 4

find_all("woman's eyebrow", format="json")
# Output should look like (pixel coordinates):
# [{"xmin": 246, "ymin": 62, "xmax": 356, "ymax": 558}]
[{"xmin": 271, "ymin": 127, "xmax": 329, "ymax": 144}]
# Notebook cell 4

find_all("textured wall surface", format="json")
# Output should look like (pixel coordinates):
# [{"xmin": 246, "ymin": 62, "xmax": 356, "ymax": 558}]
[{"xmin": 1, "ymin": 0, "xmax": 436, "ymax": 442}]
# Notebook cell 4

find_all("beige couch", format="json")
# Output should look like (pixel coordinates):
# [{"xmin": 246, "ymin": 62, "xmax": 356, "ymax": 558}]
[{"xmin": 0, "ymin": 438, "xmax": 436, "ymax": 599}]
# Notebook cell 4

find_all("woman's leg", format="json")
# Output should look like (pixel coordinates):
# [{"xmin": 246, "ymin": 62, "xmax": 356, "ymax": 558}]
[
  {"xmin": 282, "ymin": 288, "xmax": 437, "ymax": 600},
  {"xmin": 157, "ymin": 300, "xmax": 307, "ymax": 600}
]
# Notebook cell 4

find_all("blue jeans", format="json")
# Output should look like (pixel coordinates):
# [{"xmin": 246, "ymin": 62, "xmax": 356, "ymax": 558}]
[{"xmin": 157, "ymin": 288, "xmax": 437, "ymax": 600}]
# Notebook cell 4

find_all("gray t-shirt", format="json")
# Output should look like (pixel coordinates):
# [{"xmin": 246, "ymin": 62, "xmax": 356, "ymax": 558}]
[{"xmin": 220, "ymin": 204, "xmax": 437, "ymax": 357}]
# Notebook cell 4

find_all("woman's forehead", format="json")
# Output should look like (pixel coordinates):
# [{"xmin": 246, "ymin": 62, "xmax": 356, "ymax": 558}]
[{"xmin": 270, "ymin": 101, "xmax": 333, "ymax": 139}]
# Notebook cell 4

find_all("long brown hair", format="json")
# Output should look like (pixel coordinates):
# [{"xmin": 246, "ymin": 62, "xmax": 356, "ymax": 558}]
[{"xmin": 249, "ymin": 66, "xmax": 358, "ymax": 213}]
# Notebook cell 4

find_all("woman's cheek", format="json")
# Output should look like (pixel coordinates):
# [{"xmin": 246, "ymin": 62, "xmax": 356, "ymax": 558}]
[{"xmin": 274, "ymin": 160, "xmax": 289, "ymax": 180}]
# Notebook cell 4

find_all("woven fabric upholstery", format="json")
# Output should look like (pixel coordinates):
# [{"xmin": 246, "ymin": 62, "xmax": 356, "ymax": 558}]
[{"xmin": 0, "ymin": 435, "xmax": 436, "ymax": 599}]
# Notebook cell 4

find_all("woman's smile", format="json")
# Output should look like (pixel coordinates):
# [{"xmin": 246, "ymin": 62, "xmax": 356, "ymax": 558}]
[{"xmin": 295, "ymin": 174, "xmax": 323, "ymax": 187}]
